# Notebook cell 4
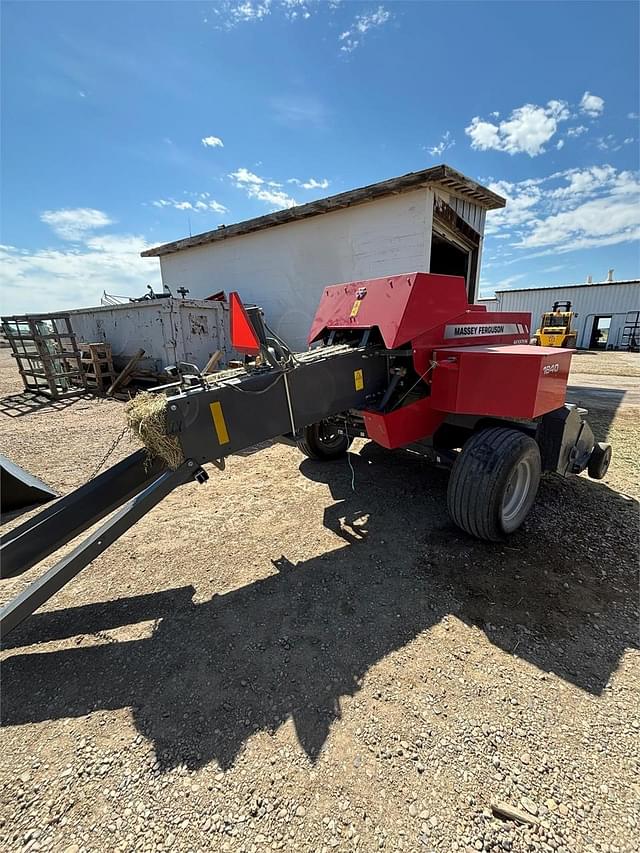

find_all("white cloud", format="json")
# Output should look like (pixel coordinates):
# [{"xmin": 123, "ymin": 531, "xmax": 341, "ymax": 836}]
[
  {"xmin": 466, "ymin": 100, "xmax": 570, "ymax": 157},
  {"xmin": 302, "ymin": 177, "xmax": 329, "ymax": 190},
  {"xmin": 230, "ymin": 167, "xmax": 297, "ymax": 209},
  {"xmin": 152, "ymin": 196, "xmax": 227, "ymax": 214},
  {"xmin": 252, "ymin": 187, "xmax": 298, "ymax": 208},
  {"xmin": 425, "ymin": 130, "xmax": 455, "ymax": 157},
  {"xmin": 628, "ymin": 112, "xmax": 640, "ymax": 120},
  {"xmin": 288, "ymin": 177, "xmax": 329, "ymax": 190},
  {"xmin": 221, "ymin": 1, "xmax": 272, "ymax": 25},
  {"xmin": 484, "ymin": 165, "xmax": 640, "ymax": 256},
  {"xmin": 339, "ymin": 5, "xmax": 391, "ymax": 53},
  {"xmin": 1, "ymin": 233, "xmax": 159, "ymax": 316},
  {"xmin": 229, "ymin": 167, "xmax": 264, "ymax": 186},
  {"xmin": 579, "ymin": 91, "xmax": 605, "ymax": 117},
  {"xmin": 484, "ymin": 180, "xmax": 543, "ymax": 236},
  {"xmin": 520, "ymin": 193, "xmax": 639, "ymax": 252},
  {"xmin": 548, "ymin": 165, "xmax": 616, "ymax": 200},
  {"xmin": 201, "ymin": 135, "xmax": 224, "ymax": 148},
  {"xmin": 214, "ymin": 0, "xmax": 316, "ymax": 28},
  {"xmin": 211, "ymin": 1, "xmax": 387, "ymax": 54},
  {"xmin": 280, "ymin": 0, "xmax": 313, "ymax": 20},
  {"xmin": 354, "ymin": 5, "xmax": 390, "ymax": 32},
  {"xmin": 40, "ymin": 208, "xmax": 114, "ymax": 241},
  {"xmin": 566, "ymin": 125, "xmax": 588, "ymax": 137},
  {"xmin": 595, "ymin": 133, "xmax": 635, "ymax": 152},
  {"xmin": 556, "ymin": 139, "xmax": 564, "ymax": 150}
]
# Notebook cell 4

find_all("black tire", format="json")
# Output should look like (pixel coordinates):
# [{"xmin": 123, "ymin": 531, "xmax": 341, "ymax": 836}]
[
  {"xmin": 297, "ymin": 421, "xmax": 349, "ymax": 460},
  {"xmin": 587, "ymin": 442, "xmax": 612, "ymax": 479},
  {"xmin": 447, "ymin": 427, "xmax": 542, "ymax": 541}
]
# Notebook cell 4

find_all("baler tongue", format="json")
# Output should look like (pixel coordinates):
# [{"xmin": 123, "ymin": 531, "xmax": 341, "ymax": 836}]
[{"xmin": 0, "ymin": 449, "xmax": 198, "ymax": 637}]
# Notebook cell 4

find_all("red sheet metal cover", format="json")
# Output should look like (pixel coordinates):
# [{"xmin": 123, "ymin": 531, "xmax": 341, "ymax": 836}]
[
  {"xmin": 362, "ymin": 397, "xmax": 445, "ymax": 449},
  {"xmin": 431, "ymin": 345, "xmax": 572, "ymax": 419},
  {"xmin": 308, "ymin": 272, "xmax": 470, "ymax": 348}
]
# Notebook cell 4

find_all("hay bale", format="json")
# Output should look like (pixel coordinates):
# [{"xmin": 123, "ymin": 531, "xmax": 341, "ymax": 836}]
[{"xmin": 125, "ymin": 392, "xmax": 185, "ymax": 469}]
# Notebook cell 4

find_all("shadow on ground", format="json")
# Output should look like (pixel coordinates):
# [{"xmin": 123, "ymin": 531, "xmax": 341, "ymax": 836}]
[
  {"xmin": 2, "ymin": 443, "xmax": 638, "ymax": 770},
  {"xmin": 0, "ymin": 391, "xmax": 93, "ymax": 419}
]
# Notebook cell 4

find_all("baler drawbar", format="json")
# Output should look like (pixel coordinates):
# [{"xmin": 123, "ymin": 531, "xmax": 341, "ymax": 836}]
[{"xmin": 0, "ymin": 272, "xmax": 611, "ymax": 636}]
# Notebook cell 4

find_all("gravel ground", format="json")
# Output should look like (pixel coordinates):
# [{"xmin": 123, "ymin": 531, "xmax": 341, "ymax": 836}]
[
  {"xmin": 569, "ymin": 351, "xmax": 640, "ymax": 378},
  {"xmin": 1, "ymin": 347, "xmax": 638, "ymax": 853}
]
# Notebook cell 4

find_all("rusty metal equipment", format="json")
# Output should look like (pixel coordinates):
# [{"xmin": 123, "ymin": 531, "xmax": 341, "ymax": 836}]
[{"xmin": 0, "ymin": 272, "xmax": 612, "ymax": 637}]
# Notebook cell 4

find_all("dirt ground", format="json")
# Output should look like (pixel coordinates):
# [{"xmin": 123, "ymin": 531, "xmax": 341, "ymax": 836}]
[{"xmin": 1, "ymin": 347, "xmax": 638, "ymax": 853}]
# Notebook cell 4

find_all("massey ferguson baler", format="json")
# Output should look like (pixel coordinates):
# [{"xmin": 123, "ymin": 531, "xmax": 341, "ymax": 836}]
[{"xmin": 0, "ymin": 272, "xmax": 611, "ymax": 636}]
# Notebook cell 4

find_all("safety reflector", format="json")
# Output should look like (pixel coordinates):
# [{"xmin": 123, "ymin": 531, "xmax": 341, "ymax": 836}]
[
  {"xmin": 209, "ymin": 401, "xmax": 230, "ymax": 445},
  {"xmin": 229, "ymin": 292, "xmax": 261, "ymax": 356}
]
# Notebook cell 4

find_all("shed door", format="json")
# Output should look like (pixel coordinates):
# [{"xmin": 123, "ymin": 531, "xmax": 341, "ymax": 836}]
[{"xmin": 430, "ymin": 196, "xmax": 481, "ymax": 302}]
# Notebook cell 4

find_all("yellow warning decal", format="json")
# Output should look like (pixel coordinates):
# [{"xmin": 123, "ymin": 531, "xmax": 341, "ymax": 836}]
[
  {"xmin": 350, "ymin": 299, "xmax": 362, "ymax": 318},
  {"xmin": 354, "ymin": 369, "xmax": 364, "ymax": 391},
  {"xmin": 210, "ymin": 401, "xmax": 230, "ymax": 445}
]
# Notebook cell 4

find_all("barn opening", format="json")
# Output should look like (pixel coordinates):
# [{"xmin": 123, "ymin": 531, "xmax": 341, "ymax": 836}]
[
  {"xmin": 430, "ymin": 196, "xmax": 480, "ymax": 302},
  {"xmin": 429, "ymin": 232, "xmax": 469, "ymax": 281}
]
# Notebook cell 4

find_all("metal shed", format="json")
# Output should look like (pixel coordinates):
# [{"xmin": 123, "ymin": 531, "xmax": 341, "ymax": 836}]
[
  {"xmin": 481, "ymin": 279, "xmax": 640, "ymax": 350},
  {"xmin": 142, "ymin": 165, "xmax": 505, "ymax": 351}
]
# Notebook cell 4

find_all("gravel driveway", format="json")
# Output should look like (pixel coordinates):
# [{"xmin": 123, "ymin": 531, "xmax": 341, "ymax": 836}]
[{"xmin": 1, "ymin": 348, "xmax": 638, "ymax": 853}]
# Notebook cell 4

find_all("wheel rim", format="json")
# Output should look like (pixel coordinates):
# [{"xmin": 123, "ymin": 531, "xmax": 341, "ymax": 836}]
[
  {"xmin": 317, "ymin": 423, "xmax": 345, "ymax": 450},
  {"xmin": 501, "ymin": 459, "xmax": 533, "ymax": 526}
]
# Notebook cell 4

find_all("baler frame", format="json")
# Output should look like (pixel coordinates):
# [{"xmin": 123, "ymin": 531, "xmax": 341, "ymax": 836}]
[{"xmin": 0, "ymin": 272, "xmax": 611, "ymax": 638}]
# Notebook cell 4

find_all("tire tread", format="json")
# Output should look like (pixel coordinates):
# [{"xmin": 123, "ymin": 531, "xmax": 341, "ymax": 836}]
[{"xmin": 447, "ymin": 427, "xmax": 541, "ymax": 541}]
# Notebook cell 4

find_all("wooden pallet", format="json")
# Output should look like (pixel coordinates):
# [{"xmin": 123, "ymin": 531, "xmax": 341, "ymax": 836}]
[
  {"xmin": 0, "ymin": 313, "xmax": 87, "ymax": 399},
  {"xmin": 80, "ymin": 342, "xmax": 117, "ymax": 393}
]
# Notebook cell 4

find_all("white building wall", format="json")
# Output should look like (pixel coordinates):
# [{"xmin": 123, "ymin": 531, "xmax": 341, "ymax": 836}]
[
  {"xmin": 486, "ymin": 282, "xmax": 640, "ymax": 349},
  {"xmin": 158, "ymin": 190, "xmax": 434, "ymax": 351}
]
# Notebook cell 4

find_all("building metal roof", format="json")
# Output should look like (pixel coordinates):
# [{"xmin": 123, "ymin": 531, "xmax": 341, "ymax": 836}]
[
  {"xmin": 492, "ymin": 279, "xmax": 639, "ymax": 295},
  {"xmin": 142, "ymin": 164, "xmax": 506, "ymax": 258}
]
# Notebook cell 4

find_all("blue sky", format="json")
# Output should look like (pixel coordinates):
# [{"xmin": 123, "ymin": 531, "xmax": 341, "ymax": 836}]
[{"xmin": 1, "ymin": 0, "xmax": 639, "ymax": 314}]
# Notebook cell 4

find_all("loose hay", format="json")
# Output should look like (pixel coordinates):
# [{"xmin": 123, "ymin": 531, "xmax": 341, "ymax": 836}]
[{"xmin": 124, "ymin": 391, "xmax": 185, "ymax": 469}]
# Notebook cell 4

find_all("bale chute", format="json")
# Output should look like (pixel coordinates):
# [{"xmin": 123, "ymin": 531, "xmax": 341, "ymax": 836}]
[{"xmin": 0, "ymin": 454, "xmax": 58, "ymax": 516}]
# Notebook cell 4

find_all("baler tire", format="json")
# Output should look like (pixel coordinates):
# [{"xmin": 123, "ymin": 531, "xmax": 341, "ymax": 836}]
[
  {"xmin": 297, "ymin": 422, "xmax": 349, "ymax": 461},
  {"xmin": 447, "ymin": 427, "xmax": 541, "ymax": 541},
  {"xmin": 587, "ymin": 442, "xmax": 612, "ymax": 479}
]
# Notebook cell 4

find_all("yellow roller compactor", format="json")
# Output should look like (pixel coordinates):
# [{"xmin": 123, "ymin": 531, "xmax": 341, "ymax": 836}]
[{"xmin": 532, "ymin": 302, "xmax": 577, "ymax": 348}]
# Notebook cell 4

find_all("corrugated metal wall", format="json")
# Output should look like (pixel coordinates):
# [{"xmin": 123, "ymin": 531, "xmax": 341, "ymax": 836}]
[{"xmin": 486, "ymin": 282, "xmax": 640, "ymax": 349}]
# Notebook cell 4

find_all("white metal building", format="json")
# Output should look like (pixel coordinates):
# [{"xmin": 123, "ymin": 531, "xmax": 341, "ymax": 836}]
[
  {"xmin": 480, "ymin": 279, "xmax": 640, "ymax": 350},
  {"xmin": 143, "ymin": 165, "xmax": 504, "ymax": 351}
]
